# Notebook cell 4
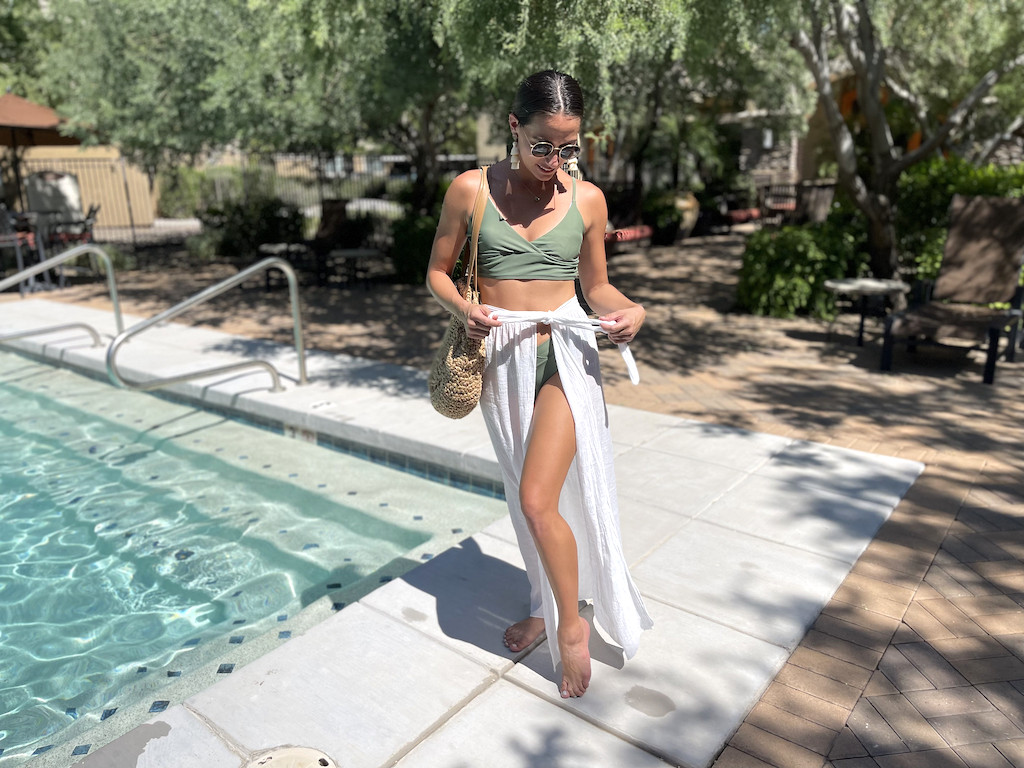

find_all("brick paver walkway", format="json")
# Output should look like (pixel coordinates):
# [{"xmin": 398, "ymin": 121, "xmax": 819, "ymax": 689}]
[{"xmin": 21, "ymin": 232, "xmax": 1024, "ymax": 768}]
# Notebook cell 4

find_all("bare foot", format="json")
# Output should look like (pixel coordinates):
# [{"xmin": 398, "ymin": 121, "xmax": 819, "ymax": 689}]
[
  {"xmin": 503, "ymin": 616, "xmax": 545, "ymax": 652},
  {"xmin": 558, "ymin": 616, "xmax": 592, "ymax": 698}
]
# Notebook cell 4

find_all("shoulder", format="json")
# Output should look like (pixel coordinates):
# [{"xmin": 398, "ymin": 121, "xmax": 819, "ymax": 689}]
[
  {"xmin": 575, "ymin": 179, "xmax": 606, "ymax": 208},
  {"xmin": 573, "ymin": 178, "xmax": 607, "ymax": 220},
  {"xmin": 443, "ymin": 168, "xmax": 487, "ymax": 216}
]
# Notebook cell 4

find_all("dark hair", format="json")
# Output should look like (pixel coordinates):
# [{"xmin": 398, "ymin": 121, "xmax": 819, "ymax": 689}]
[{"xmin": 511, "ymin": 70, "xmax": 584, "ymax": 125}]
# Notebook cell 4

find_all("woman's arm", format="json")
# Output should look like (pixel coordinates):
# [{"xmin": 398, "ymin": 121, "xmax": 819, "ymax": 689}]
[
  {"xmin": 425, "ymin": 170, "xmax": 502, "ymax": 340},
  {"xmin": 576, "ymin": 181, "xmax": 646, "ymax": 344}
]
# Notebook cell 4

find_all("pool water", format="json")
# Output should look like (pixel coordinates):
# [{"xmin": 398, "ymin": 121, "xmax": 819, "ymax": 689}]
[{"xmin": 0, "ymin": 351, "xmax": 506, "ymax": 763}]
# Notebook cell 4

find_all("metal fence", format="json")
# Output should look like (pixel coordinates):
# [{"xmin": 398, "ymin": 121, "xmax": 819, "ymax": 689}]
[{"xmin": 9, "ymin": 152, "xmax": 480, "ymax": 253}]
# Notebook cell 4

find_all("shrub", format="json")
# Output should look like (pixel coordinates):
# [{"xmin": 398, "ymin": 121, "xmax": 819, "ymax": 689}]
[
  {"xmin": 390, "ymin": 213, "xmax": 437, "ymax": 284},
  {"xmin": 736, "ymin": 210, "xmax": 869, "ymax": 319},
  {"xmin": 641, "ymin": 190, "xmax": 684, "ymax": 245},
  {"xmin": 156, "ymin": 167, "xmax": 208, "ymax": 219},
  {"xmin": 199, "ymin": 194, "xmax": 304, "ymax": 261},
  {"xmin": 896, "ymin": 156, "xmax": 1024, "ymax": 280}
]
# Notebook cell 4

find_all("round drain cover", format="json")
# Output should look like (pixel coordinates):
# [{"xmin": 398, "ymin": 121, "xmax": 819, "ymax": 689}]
[{"xmin": 246, "ymin": 747, "xmax": 338, "ymax": 768}]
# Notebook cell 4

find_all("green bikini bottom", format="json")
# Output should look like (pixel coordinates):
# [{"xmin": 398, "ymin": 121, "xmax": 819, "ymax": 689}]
[{"xmin": 535, "ymin": 338, "xmax": 559, "ymax": 396}]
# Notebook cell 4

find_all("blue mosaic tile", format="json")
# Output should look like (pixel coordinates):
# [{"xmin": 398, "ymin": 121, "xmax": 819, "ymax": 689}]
[
  {"xmin": 326, "ymin": 582, "xmax": 341, "ymax": 589},
  {"xmin": 239, "ymin": 455, "xmax": 248, "ymax": 460},
  {"xmin": 65, "ymin": 707, "xmax": 78, "ymax": 719},
  {"xmin": 451, "ymin": 528, "xmax": 463, "ymax": 534},
  {"xmin": 217, "ymin": 663, "xmax": 235, "ymax": 674},
  {"xmin": 0, "ymin": 746, "xmax": 4, "ymax": 756},
  {"xmin": 101, "ymin": 708, "xmax": 117, "ymax": 721},
  {"xmin": 277, "ymin": 614, "xmax": 287, "ymax": 622},
  {"xmin": 288, "ymin": 472, "xmax": 298, "ymax": 478},
  {"xmin": 421, "ymin": 553, "xmax": 434, "ymax": 560},
  {"xmin": 149, "ymin": 701, "xmax": 169, "ymax": 713},
  {"xmin": 149, "ymin": 475, "xmax": 159, "ymax": 480},
  {"xmin": 231, "ymin": 590, "xmax": 243, "ymax": 597},
  {"xmin": 278, "ymin": 631, "xmax": 291, "ymax": 639},
  {"xmin": 72, "ymin": 745, "xmax": 91, "ymax": 756},
  {"xmin": 302, "ymin": 543, "xmax": 319, "ymax": 550},
  {"xmin": 183, "ymin": 638, "xmax": 200, "ymax": 648},
  {"xmin": 137, "ymin": 666, "xmax": 147, "ymax": 674},
  {"xmin": 379, "ymin": 576, "xmax": 392, "ymax": 583},
  {"xmin": 347, "ymin": 490, "xmax": 358, "ymax": 496},
  {"xmin": 32, "ymin": 745, "xmax": 54, "ymax": 755},
  {"xmin": 233, "ymin": 619, "xmax": 246, "ymax": 625},
  {"xmin": 317, "ymin": 483, "xmax": 326, "ymax": 488},
  {"xmin": 332, "ymin": 602, "xmax": 346, "ymax": 611},
  {"xmin": 262, "ymin": 464, "xmax": 272, "ymax": 469},
  {"xmin": 379, "ymin": 501, "xmax": 389, "ymax": 507},
  {"xmin": 229, "ymin": 635, "xmax": 244, "ymax": 644},
  {"xmin": 167, "ymin": 671, "xmax": 181, "ymax": 678},
  {"xmin": 413, "ymin": 515, "xmax": 423, "ymax": 521}
]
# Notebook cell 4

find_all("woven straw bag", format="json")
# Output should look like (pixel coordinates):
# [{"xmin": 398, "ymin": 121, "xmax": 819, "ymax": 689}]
[{"xmin": 429, "ymin": 167, "xmax": 490, "ymax": 419}]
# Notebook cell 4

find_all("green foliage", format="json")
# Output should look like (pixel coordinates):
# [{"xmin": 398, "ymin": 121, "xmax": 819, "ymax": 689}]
[
  {"xmin": 0, "ymin": 0, "xmax": 58, "ymax": 98},
  {"xmin": 737, "ymin": 210, "xmax": 870, "ymax": 319},
  {"xmin": 185, "ymin": 232, "xmax": 220, "ymax": 264},
  {"xmin": 641, "ymin": 190, "xmax": 684, "ymax": 245},
  {"xmin": 199, "ymin": 195, "xmax": 304, "ymax": 261},
  {"xmin": 896, "ymin": 156, "xmax": 1024, "ymax": 279},
  {"xmin": 390, "ymin": 213, "xmax": 438, "ymax": 285},
  {"xmin": 156, "ymin": 167, "xmax": 209, "ymax": 218}
]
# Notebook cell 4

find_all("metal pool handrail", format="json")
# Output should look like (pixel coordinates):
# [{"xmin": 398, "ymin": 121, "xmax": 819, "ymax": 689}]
[
  {"xmin": 105, "ymin": 257, "xmax": 308, "ymax": 393},
  {"xmin": 0, "ymin": 244, "xmax": 124, "ymax": 334}
]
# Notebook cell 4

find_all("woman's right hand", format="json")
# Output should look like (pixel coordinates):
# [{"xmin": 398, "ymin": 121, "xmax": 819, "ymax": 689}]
[{"xmin": 463, "ymin": 304, "xmax": 502, "ymax": 340}]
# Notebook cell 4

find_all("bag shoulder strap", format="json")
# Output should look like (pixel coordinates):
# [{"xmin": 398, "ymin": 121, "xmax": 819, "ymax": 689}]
[{"xmin": 466, "ymin": 165, "xmax": 490, "ymax": 291}]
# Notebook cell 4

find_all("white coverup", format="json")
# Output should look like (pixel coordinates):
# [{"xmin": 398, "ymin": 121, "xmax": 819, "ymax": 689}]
[{"xmin": 481, "ymin": 295, "xmax": 654, "ymax": 669}]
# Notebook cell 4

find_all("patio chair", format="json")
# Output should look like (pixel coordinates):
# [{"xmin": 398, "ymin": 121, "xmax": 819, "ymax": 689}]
[
  {"xmin": 48, "ymin": 203, "xmax": 100, "ymax": 253},
  {"xmin": 0, "ymin": 203, "xmax": 31, "ymax": 289},
  {"xmin": 880, "ymin": 194, "xmax": 1024, "ymax": 384}
]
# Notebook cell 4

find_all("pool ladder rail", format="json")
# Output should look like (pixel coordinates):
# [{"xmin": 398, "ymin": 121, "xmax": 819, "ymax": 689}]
[
  {"xmin": 0, "ymin": 250, "xmax": 307, "ymax": 393},
  {"xmin": 105, "ymin": 257, "xmax": 308, "ymax": 393},
  {"xmin": 0, "ymin": 244, "xmax": 125, "ymax": 347}
]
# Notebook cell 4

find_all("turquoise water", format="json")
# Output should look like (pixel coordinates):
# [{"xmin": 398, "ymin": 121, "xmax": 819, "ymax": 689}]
[{"xmin": 0, "ymin": 352, "xmax": 505, "ymax": 763}]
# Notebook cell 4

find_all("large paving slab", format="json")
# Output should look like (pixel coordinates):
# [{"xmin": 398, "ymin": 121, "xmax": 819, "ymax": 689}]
[
  {"xmin": 184, "ymin": 603, "xmax": 495, "ymax": 768},
  {"xmin": 393, "ymin": 680, "xmax": 675, "ymax": 767},
  {"xmin": 506, "ymin": 599, "xmax": 793, "ymax": 768}
]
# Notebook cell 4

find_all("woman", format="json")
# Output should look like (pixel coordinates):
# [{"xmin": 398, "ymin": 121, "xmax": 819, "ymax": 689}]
[{"xmin": 426, "ymin": 70, "xmax": 652, "ymax": 699}]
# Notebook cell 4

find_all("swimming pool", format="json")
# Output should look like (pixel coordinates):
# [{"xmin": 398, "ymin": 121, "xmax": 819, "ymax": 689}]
[{"xmin": 0, "ymin": 350, "xmax": 507, "ymax": 764}]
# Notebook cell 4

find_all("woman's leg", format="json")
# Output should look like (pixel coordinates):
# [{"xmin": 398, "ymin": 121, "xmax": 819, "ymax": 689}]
[{"xmin": 517, "ymin": 373, "xmax": 591, "ymax": 698}]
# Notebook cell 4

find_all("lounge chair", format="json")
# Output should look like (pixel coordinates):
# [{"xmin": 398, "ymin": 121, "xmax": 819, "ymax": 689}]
[{"xmin": 880, "ymin": 195, "xmax": 1024, "ymax": 384}]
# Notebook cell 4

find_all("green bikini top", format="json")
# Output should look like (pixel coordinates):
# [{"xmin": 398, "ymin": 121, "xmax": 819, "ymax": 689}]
[{"xmin": 474, "ymin": 177, "xmax": 584, "ymax": 281}]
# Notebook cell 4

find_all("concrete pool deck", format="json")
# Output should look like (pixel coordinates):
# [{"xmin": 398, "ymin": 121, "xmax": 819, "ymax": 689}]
[{"xmin": 0, "ymin": 298, "xmax": 926, "ymax": 768}]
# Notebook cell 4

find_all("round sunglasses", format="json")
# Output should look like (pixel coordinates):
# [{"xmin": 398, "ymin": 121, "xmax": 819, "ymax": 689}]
[{"xmin": 523, "ymin": 136, "xmax": 581, "ymax": 161}]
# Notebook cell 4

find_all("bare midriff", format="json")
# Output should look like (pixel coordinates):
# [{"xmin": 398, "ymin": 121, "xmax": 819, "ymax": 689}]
[{"xmin": 480, "ymin": 277, "xmax": 577, "ymax": 345}]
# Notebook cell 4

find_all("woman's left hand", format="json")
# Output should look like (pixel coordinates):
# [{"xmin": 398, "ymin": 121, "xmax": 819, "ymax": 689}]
[{"xmin": 598, "ymin": 305, "xmax": 645, "ymax": 344}]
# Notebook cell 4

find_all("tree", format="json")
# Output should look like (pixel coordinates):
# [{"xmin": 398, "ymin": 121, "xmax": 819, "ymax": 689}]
[
  {"xmin": 41, "ymin": 0, "xmax": 356, "ymax": 174},
  {"xmin": 266, "ymin": 0, "xmax": 477, "ymax": 214},
  {"xmin": 729, "ymin": 0, "xmax": 1024, "ymax": 277},
  {"xmin": 0, "ymin": 0, "xmax": 59, "ymax": 100}
]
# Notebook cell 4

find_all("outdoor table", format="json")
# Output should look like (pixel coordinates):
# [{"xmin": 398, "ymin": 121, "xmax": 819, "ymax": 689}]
[{"xmin": 824, "ymin": 277, "xmax": 910, "ymax": 346}]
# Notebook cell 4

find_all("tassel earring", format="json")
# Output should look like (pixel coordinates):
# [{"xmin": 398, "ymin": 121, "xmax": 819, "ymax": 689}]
[
  {"xmin": 509, "ymin": 138, "xmax": 520, "ymax": 170},
  {"xmin": 564, "ymin": 135, "xmax": 582, "ymax": 180}
]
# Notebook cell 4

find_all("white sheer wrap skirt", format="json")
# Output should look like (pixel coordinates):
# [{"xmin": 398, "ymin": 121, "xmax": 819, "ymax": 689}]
[{"xmin": 480, "ymin": 294, "xmax": 653, "ymax": 669}]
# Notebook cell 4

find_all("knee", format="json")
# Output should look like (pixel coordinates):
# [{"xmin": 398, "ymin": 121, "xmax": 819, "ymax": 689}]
[{"xmin": 519, "ymin": 485, "xmax": 557, "ymax": 532}]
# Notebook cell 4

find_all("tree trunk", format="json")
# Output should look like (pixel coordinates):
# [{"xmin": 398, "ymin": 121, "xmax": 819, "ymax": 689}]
[{"xmin": 864, "ymin": 204, "xmax": 898, "ymax": 279}]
